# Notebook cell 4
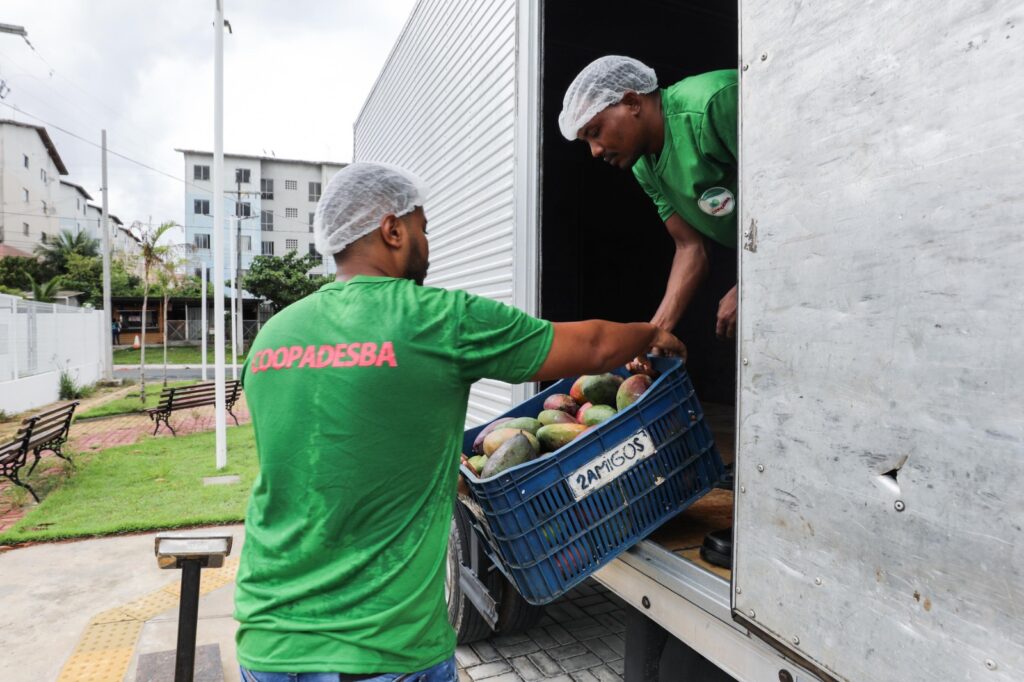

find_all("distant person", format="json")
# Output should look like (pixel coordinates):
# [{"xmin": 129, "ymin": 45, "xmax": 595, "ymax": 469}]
[
  {"xmin": 233, "ymin": 162, "xmax": 685, "ymax": 680},
  {"xmin": 112, "ymin": 318, "xmax": 122, "ymax": 345}
]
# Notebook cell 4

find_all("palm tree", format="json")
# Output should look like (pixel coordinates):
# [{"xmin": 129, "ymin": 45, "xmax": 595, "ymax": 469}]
[
  {"xmin": 34, "ymin": 229, "xmax": 100, "ymax": 275},
  {"xmin": 27, "ymin": 274, "xmax": 62, "ymax": 303},
  {"xmin": 124, "ymin": 221, "xmax": 175, "ymax": 404}
]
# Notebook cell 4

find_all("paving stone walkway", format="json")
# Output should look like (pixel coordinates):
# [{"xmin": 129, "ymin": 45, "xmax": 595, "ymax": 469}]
[{"xmin": 456, "ymin": 581, "xmax": 628, "ymax": 682}]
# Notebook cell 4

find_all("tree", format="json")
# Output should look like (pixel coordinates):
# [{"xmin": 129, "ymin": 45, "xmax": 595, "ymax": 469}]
[
  {"xmin": 154, "ymin": 262, "xmax": 182, "ymax": 387},
  {"xmin": 125, "ymin": 221, "xmax": 175, "ymax": 404},
  {"xmin": 33, "ymin": 229, "xmax": 99, "ymax": 278},
  {"xmin": 59, "ymin": 253, "xmax": 142, "ymax": 306},
  {"xmin": 242, "ymin": 252, "xmax": 332, "ymax": 312},
  {"xmin": 0, "ymin": 254, "xmax": 50, "ymax": 292},
  {"xmin": 27, "ymin": 274, "xmax": 61, "ymax": 303}
]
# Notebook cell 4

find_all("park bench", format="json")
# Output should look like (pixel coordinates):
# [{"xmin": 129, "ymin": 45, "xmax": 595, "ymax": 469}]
[
  {"xmin": 146, "ymin": 380, "xmax": 241, "ymax": 436},
  {"xmin": 0, "ymin": 401, "xmax": 79, "ymax": 502}
]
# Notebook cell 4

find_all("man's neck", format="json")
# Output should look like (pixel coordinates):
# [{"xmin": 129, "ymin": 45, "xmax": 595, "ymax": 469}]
[
  {"xmin": 646, "ymin": 90, "xmax": 665, "ymax": 156},
  {"xmin": 334, "ymin": 259, "xmax": 395, "ymax": 282}
]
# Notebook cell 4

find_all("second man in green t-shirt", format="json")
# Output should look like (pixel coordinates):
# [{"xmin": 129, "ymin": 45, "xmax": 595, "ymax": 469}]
[{"xmin": 559, "ymin": 55, "xmax": 739, "ymax": 343}]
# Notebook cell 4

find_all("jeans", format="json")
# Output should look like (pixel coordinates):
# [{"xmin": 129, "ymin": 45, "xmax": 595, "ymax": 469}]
[{"xmin": 239, "ymin": 655, "xmax": 457, "ymax": 682}]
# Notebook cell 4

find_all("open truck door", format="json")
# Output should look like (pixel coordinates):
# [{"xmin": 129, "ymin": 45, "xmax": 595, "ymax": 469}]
[{"xmin": 733, "ymin": 1, "xmax": 1024, "ymax": 680}]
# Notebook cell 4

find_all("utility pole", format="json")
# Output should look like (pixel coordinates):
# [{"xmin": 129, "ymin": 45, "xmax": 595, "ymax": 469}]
[
  {"xmin": 200, "ymin": 262, "xmax": 208, "ymax": 381},
  {"xmin": 212, "ymin": 0, "xmax": 227, "ymax": 469},
  {"xmin": 100, "ymin": 130, "xmax": 113, "ymax": 381},
  {"xmin": 234, "ymin": 180, "xmax": 243, "ymax": 377}
]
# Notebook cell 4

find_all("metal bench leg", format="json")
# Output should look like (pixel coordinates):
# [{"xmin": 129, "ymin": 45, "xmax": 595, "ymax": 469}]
[
  {"xmin": 227, "ymin": 405, "xmax": 239, "ymax": 427},
  {"xmin": 166, "ymin": 419, "xmax": 177, "ymax": 436},
  {"xmin": 26, "ymin": 450, "xmax": 42, "ymax": 476},
  {"xmin": 7, "ymin": 472, "xmax": 40, "ymax": 503}
]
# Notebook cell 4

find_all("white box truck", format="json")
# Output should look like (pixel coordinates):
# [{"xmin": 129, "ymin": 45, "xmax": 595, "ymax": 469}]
[{"xmin": 353, "ymin": 1, "xmax": 1024, "ymax": 680}]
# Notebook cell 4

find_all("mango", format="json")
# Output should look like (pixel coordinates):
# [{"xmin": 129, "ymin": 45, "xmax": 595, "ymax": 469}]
[
  {"xmin": 505, "ymin": 417, "xmax": 542, "ymax": 435},
  {"xmin": 582, "ymin": 373, "xmax": 623, "ymax": 407},
  {"xmin": 616, "ymin": 374, "xmax": 653, "ymax": 411},
  {"xmin": 484, "ymin": 428, "xmax": 540, "ymax": 456},
  {"xmin": 537, "ymin": 423, "xmax": 588, "ymax": 452},
  {"xmin": 466, "ymin": 455, "xmax": 488, "ymax": 476},
  {"xmin": 576, "ymin": 402, "xmax": 593, "ymax": 424},
  {"xmin": 581, "ymin": 404, "xmax": 616, "ymax": 427},
  {"xmin": 472, "ymin": 417, "xmax": 512, "ymax": 454},
  {"xmin": 481, "ymin": 433, "xmax": 538, "ymax": 478},
  {"xmin": 543, "ymin": 393, "xmax": 579, "ymax": 416},
  {"xmin": 569, "ymin": 376, "xmax": 587, "ymax": 404},
  {"xmin": 538, "ymin": 409, "xmax": 576, "ymax": 426}
]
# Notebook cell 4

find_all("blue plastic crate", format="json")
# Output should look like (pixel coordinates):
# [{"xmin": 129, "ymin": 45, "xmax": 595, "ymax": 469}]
[{"xmin": 460, "ymin": 356, "xmax": 725, "ymax": 605}]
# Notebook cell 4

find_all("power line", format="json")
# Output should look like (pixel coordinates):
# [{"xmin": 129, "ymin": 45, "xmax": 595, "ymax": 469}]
[{"xmin": 0, "ymin": 102, "xmax": 331, "ymax": 236}]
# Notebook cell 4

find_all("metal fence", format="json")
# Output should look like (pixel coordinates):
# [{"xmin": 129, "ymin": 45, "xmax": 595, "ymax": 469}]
[{"xmin": 0, "ymin": 293, "xmax": 104, "ymax": 382}]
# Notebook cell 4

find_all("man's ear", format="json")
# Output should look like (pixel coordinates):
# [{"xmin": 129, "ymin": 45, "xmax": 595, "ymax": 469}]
[
  {"xmin": 621, "ymin": 91, "xmax": 642, "ymax": 115},
  {"xmin": 379, "ymin": 214, "xmax": 402, "ymax": 248}
]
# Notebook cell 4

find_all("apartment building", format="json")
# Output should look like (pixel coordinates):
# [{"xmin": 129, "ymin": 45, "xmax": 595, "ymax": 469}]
[
  {"xmin": 176, "ymin": 149, "xmax": 345, "ymax": 280},
  {"xmin": 0, "ymin": 119, "xmax": 69, "ymax": 252}
]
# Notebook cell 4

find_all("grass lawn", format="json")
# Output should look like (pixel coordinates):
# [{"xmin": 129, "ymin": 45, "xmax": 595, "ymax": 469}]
[
  {"xmin": 76, "ymin": 381, "xmax": 197, "ymax": 419},
  {"xmin": 114, "ymin": 345, "xmax": 247, "ymax": 366},
  {"xmin": 0, "ymin": 425, "xmax": 256, "ymax": 544}
]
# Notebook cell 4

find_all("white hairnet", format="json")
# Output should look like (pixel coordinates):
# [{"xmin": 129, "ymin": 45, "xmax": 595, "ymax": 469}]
[
  {"xmin": 313, "ymin": 162, "xmax": 428, "ymax": 256},
  {"xmin": 558, "ymin": 56, "xmax": 659, "ymax": 141}
]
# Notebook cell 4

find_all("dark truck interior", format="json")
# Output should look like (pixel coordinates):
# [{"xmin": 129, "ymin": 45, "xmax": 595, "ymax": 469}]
[{"xmin": 538, "ymin": 5, "xmax": 739, "ymax": 676}]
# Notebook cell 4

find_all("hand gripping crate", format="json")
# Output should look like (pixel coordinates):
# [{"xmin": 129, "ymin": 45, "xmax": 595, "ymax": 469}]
[{"xmin": 460, "ymin": 356, "xmax": 725, "ymax": 604}]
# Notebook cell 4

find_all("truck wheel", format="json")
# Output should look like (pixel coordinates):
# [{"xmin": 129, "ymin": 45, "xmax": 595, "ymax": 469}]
[
  {"xmin": 496, "ymin": 576, "xmax": 545, "ymax": 634},
  {"xmin": 447, "ymin": 502, "xmax": 498, "ymax": 644}
]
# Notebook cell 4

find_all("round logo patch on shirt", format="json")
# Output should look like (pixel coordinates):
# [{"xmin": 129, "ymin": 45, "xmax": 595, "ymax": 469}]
[{"xmin": 698, "ymin": 187, "xmax": 735, "ymax": 217}]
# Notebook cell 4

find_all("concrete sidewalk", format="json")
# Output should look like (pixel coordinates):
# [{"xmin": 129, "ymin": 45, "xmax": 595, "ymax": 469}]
[{"xmin": 1, "ymin": 526, "xmax": 628, "ymax": 682}]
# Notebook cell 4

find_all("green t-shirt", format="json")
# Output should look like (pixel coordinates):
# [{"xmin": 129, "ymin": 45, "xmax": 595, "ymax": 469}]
[
  {"xmin": 234, "ymin": 276, "xmax": 553, "ymax": 673},
  {"xmin": 632, "ymin": 69, "xmax": 738, "ymax": 248}
]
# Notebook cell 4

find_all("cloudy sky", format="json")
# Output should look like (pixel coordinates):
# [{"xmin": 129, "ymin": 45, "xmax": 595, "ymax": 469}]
[{"xmin": 0, "ymin": 0, "xmax": 417, "ymax": 242}]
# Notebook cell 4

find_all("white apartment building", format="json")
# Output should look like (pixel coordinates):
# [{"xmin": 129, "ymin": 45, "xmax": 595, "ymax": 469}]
[
  {"xmin": 0, "ymin": 119, "xmax": 70, "ymax": 252},
  {"xmin": 176, "ymin": 149, "xmax": 345, "ymax": 281}
]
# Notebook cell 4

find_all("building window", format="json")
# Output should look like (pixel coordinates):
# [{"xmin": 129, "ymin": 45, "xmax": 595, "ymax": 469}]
[
  {"xmin": 23, "ymin": 188, "xmax": 29, "ymax": 202},
  {"xmin": 235, "ymin": 168, "xmax": 251, "ymax": 184},
  {"xmin": 260, "ymin": 178, "xmax": 274, "ymax": 200},
  {"xmin": 194, "ymin": 233, "xmax": 211, "ymax": 249},
  {"xmin": 242, "ymin": 236, "xmax": 252, "ymax": 252},
  {"xmin": 261, "ymin": 210, "xmax": 274, "ymax": 231},
  {"xmin": 23, "ymin": 154, "xmax": 29, "ymax": 168},
  {"xmin": 308, "ymin": 212, "xmax": 315, "ymax": 232},
  {"xmin": 194, "ymin": 199, "xmax": 211, "ymax": 215},
  {"xmin": 40, "ymin": 169, "xmax": 47, "ymax": 183},
  {"xmin": 41, "ymin": 232, "xmax": 47, "ymax": 242},
  {"xmin": 194, "ymin": 165, "xmax": 210, "ymax": 181},
  {"xmin": 261, "ymin": 241, "xmax": 274, "ymax": 256},
  {"xmin": 308, "ymin": 182, "xmax": 322, "ymax": 202},
  {"xmin": 0, "ymin": 225, "xmax": 4, "ymax": 243},
  {"xmin": 285, "ymin": 238, "xmax": 298, "ymax": 252},
  {"xmin": 41, "ymin": 201, "xmax": 48, "ymax": 214},
  {"xmin": 76, "ymin": 198, "xmax": 80, "ymax": 210},
  {"xmin": 285, "ymin": 179, "xmax": 297, "ymax": 190},
  {"xmin": 23, "ymin": 222, "xmax": 29, "ymax": 236},
  {"xmin": 308, "ymin": 243, "xmax": 322, "ymax": 263},
  {"xmin": 235, "ymin": 202, "xmax": 251, "ymax": 218},
  {"xmin": 285, "ymin": 207, "xmax": 298, "ymax": 218}
]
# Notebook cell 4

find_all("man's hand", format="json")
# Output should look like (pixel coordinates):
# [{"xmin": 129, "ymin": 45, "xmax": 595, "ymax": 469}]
[
  {"xmin": 628, "ymin": 329, "xmax": 687, "ymax": 374},
  {"xmin": 716, "ymin": 285, "xmax": 738, "ymax": 339}
]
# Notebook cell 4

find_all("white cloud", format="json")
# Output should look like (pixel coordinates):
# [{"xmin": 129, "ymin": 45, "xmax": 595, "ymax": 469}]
[{"xmin": 0, "ymin": 0, "xmax": 416, "ymax": 242}]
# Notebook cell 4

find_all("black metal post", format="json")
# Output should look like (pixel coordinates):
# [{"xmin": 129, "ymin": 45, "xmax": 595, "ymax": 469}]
[{"xmin": 174, "ymin": 559, "xmax": 202, "ymax": 682}]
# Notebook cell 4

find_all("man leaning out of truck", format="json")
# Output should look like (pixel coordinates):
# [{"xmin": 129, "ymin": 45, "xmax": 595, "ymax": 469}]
[
  {"xmin": 560, "ymin": 55, "xmax": 739, "ymax": 373},
  {"xmin": 233, "ymin": 162, "xmax": 686, "ymax": 681}
]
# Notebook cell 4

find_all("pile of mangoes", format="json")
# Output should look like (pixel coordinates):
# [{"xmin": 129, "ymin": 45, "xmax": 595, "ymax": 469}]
[{"xmin": 462, "ymin": 372, "xmax": 653, "ymax": 480}]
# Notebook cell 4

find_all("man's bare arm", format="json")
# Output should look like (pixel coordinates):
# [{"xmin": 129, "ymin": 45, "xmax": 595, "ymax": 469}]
[
  {"xmin": 649, "ymin": 213, "xmax": 710, "ymax": 331},
  {"xmin": 532, "ymin": 321, "xmax": 685, "ymax": 382}
]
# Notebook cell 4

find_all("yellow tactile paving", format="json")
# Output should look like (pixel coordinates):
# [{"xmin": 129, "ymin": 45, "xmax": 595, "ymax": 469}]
[{"xmin": 57, "ymin": 557, "xmax": 240, "ymax": 681}]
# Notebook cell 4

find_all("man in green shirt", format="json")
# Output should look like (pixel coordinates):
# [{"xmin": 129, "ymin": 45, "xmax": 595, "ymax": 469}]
[
  {"xmin": 559, "ymin": 56, "xmax": 739, "ymax": 342},
  {"xmin": 234, "ymin": 162, "xmax": 685, "ymax": 681}
]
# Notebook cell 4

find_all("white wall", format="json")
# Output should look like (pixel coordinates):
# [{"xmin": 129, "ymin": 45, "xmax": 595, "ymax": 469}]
[{"xmin": 0, "ymin": 294, "xmax": 104, "ymax": 414}]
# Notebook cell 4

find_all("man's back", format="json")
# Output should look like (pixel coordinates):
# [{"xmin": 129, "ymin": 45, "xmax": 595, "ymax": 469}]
[{"xmin": 234, "ymin": 275, "xmax": 552, "ymax": 674}]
